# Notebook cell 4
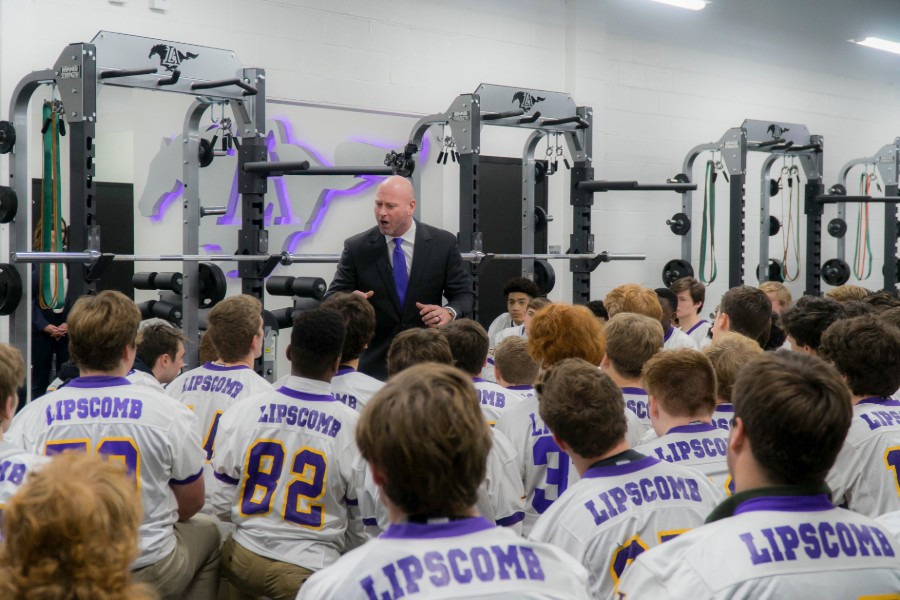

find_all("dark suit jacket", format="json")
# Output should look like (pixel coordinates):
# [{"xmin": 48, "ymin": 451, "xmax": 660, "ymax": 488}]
[{"xmin": 326, "ymin": 220, "xmax": 474, "ymax": 380}]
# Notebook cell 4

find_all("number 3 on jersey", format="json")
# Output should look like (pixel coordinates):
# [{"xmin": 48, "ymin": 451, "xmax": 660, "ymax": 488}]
[
  {"xmin": 532, "ymin": 436, "xmax": 570, "ymax": 513},
  {"xmin": 885, "ymin": 447, "xmax": 900, "ymax": 496},
  {"xmin": 239, "ymin": 440, "xmax": 327, "ymax": 529},
  {"xmin": 45, "ymin": 438, "xmax": 141, "ymax": 488}
]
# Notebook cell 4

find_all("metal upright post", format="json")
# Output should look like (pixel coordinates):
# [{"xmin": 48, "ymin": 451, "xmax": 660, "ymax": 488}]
[
  {"xmin": 457, "ymin": 94, "xmax": 481, "ymax": 318},
  {"xmin": 804, "ymin": 182, "xmax": 824, "ymax": 297},
  {"xmin": 884, "ymin": 182, "xmax": 898, "ymax": 293},
  {"xmin": 728, "ymin": 130, "xmax": 747, "ymax": 288},
  {"xmin": 569, "ymin": 107, "xmax": 594, "ymax": 305},
  {"xmin": 182, "ymin": 99, "xmax": 209, "ymax": 368}
]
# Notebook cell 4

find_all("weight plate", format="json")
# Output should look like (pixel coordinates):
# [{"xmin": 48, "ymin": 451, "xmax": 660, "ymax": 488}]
[
  {"xmin": 0, "ymin": 264, "xmax": 22, "ymax": 315},
  {"xmin": 827, "ymin": 218, "xmax": 847, "ymax": 239},
  {"xmin": 198, "ymin": 262, "xmax": 227, "ymax": 308},
  {"xmin": 0, "ymin": 187, "xmax": 17, "ymax": 224},
  {"xmin": 661, "ymin": 259, "xmax": 694, "ymax": 287},
  {"xmin": 822, "ymin": 258, "xmax": 850, "ymax": 286},
  {"xmin": 0, "ymin": 121, "xmax": 16, "ymax": 154},
  {"xmin": 534, "ymin": 259, "xmax": 556, "ymax": 295}
]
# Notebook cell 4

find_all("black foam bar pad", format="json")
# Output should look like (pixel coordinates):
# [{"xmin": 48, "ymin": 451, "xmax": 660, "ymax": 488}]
[
  {"xmin": 243, "ymin": 160, "xmax": 310, "ymax": 174},
  {"xmin": 269, "ymin": 307, "xmax": 295, "ymax": 329},
  {"xmin": 132, "ymin": 271, "xmax": 182, "ymax": 292},
  {"xmin": 289, "ymin": 167, "xmax": 395, "ymax": 176},
  {"xmin": 150, "ymin": 300, "xmax": 182, "ymax": 322},
  {"xmin": 266, "ymin": 276, "xmax": 327, "ymax": 299},
  {"xmin": 99, "ymin": 67, "xmax": 157, "ymax": 79}
]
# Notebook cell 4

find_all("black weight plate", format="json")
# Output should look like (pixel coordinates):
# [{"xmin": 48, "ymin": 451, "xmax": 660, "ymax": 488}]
[
  {"xmin": 0, "ymin": 264, "xmax": 22, "ymax": 315},
  {"xmin": 198, "ymin": 262, "xmax": 227, "ymax": 308},
  {"xmin": 661, "ymin": 259, "xmax": 694, "ymax": 287},
  {"xmin": 0, "ymin": 121, "xmax": 15, "ymax": 154},
  {"xmin": 0, "ymin": 187, "xmax": 17, "ymax": 224},
  {"xmin": 534, "ymin": 259, "xmax": 556, "ymax": 295}
]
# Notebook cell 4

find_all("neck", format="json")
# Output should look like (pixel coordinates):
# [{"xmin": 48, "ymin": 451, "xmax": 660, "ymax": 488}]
[
  {"xmin": 656, "ymin": 412, "xmax": 712, "ymax": 437},
  {"xmin": 851, "ymin": 393, "xmax": 876, "ymax": 406},
  {"xmin": 386, "ymin": 497, "xmax": 479, "ymax": 524},
  {"xmin": 220, "ymin": 355, "xmax": 254, "ymax": 369},
  {"xmin": 679, "ymin": 313, "xmax": 700, "ymax": 329},
  {"xmin": 80, "ymin": 366, "xmax": 129, "ymax": 378},
  {"xmin": 732, "ymin": 463, "xmax": 776, "ymax": 495},
  {"xmin": 606, "ymin": 367, "xmax": 642, "ymax": 389},
  {"xmin": 292, "ymin": 371, "xmax": 334, "ymax": 384},
  {"xmin": 570, "ymin": 439, "xmax": 630, "ymax": 476},
  {"xmin": 341, "ymin": 358, "xmax": 360, "ymax": 370}
]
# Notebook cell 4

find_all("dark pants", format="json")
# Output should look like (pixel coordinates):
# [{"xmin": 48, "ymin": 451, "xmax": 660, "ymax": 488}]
[{"xmin": 31, "ymin": 329, "xmax": 69, "ymax": 399}]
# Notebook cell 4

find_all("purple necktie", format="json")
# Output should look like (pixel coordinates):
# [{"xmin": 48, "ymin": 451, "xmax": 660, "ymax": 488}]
[{"xmin": 393, "ymin": 238, "xmax": 408, "ymax": 306}]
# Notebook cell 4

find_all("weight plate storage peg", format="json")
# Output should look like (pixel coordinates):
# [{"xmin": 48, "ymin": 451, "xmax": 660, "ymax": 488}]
[
  {"xmin": 661, "ymin": 259, "xmax": 694, "ymax": 287},
  {"xmin": 0, "ymin": 121, "xmax": 15, "ymax": 154},
  {"xmin": 667, "ymin": 213, "xmax": 691, "ymax": 236},
  {"xmin": 827, "ymin": 218, "xmax": 847, "ymax": 238},
  {"xmin": 0, "ymin": 187, "xmax": 17, "ymax": 223},
  {"xmin": 756, "ymin": 259, "xmax": 784, "ymax": 283},
  {"xmin": 0, "ymin": 264, "xmax": 22, "ymax": 315},
  {"xmin": 821, "ymin": 258, "xmax": 850, "ymax": 286}
]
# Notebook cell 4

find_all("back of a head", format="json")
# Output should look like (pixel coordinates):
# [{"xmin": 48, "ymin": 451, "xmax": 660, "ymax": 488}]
[
  {"xmin": 135, "ymin": 322, "xmax": 185, "ymax": 368},
  {"xmin": 0, "ymin": 452, "xmax": 151, "ymax": 600},
  {"xmin": 198, "ymin": 329, "xmax": 218, "ymax": 363},
  {"xmin": 536, "ymin": 358, "xmax": 626, "ymax": 458},
  {"xmin": 290, "ymin": 308, "xmax": 345, "ymax": 379},
  {"xmin": 719, "ymin": 285, "xmax": 772, "ymax": 347},
  {"xmin": 528, "ymin": 303, "xmax": 605, "ymax": 366},
  {"xmin": 356, "ymin": 363, "xmax": 491, "ymax": 517},
  {"xmin": 702, "ymin": 332, "xmax": 763, "ymax": 403},
  {"xmin": 758, "ymin": 281, "xmax": 793, "ymax": 308},
  {"xmin": 642, "ymin": 349, "xmax": 716, "ymax": 418},
  {"xmin": 819, "ymin": 315, "xmax": 900, "ymax": 397},
  {"xmin": 841, "ymin": 299, "xmax": 878, "ymax": 318},
  {"xmin": 493, "ymin": 337, "xmax": 539, "ymax": 385},
  {"xmin": 503, "ymin": 277, "xmax": 540, "ymax": 298},
  {"xmin": 387, "ymin": 328, "xmax": 452, "ymax": 376},
  {"xmin": 733, "ymin": 352, "xmax": 851, "ymax": 485},
  {"xmin": 879, "ymin": 306, "xmax": 900, "ymax": 332},
  {"xmin": 604, "ymin": 312, "xmax": 664, "ymax": 378},
  {"xmin": 670, "ymin": 276, "xmax": 706, "ymax": 312},
  {"xmin": 441, "ymin": 319, "xmax": 489, "ymax": 375},
  {"xmin": 780, "ymin": 295, "xmax": 845, "ymax": 351},
  {"xmin": 207, "ymin": 294, "xmax": 262, "ymax": 363},
  {"xmin": 654, "ymin": 287, "xmax": 677, "ymax": 315},
  {"xmin": 321, "ymin": 292, "xmax": 376, "ymax": 362},
  {"xmin": 604, "ymin": 283, "xmax": 663, "ymax": 320},
  {"xmin": 0, "ymin": 343, "xmax": 24, "ymax": 407},
  {"xmin": 861, "ymin": 290, "xmax": 900, "ymax": 313},
  {"xmin": 825, "ymin": 284, "xmax": 871, "ymax": 303},
  {"xmin": 527, "ymin": 296, "xmax": 552, "ymax": 312},
  {"xmin": 585, "ymin": 299, "xmax": 609, "ymax": 321},
  {"xmin": 68, "ymin": 291, "xmax": 141, "ymax": 372}
]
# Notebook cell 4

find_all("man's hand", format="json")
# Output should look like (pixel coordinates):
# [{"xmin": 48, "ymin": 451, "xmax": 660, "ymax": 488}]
[
  {"xmin": 417, "ymin": 302, "xmax": 452, "ymax": 328},
  {"xmin": 353, "ymin": 290, "xmax": 375, "ymax": 299}
]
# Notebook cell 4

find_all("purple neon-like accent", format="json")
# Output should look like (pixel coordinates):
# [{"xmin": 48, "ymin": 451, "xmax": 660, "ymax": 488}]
[
  {"xmin": 150, "ymin": 180, "xmax": 184, "ymax": 223},
  {"xmin": 582, "ymin": 455, "xmax": 660, "ymax": 479},
  {"xmin": 666, "ymin": 422, "xmax": 717, "ymax": 435},
  {"xmin": 65, "ymin": 376, "xmax": 132, "ymax": 388},
  {"xmin": 203, "ymin": 362, "xmax": 251, "ymax": 372},
  {"xmin": 733, "ymin": 494, "xmax": 833, "ymax": 515},
  {"xmin": 621, "ymin": 387, "xmax": 648, "ymax": 396},
  {"xmin": 381, "ymin": 516, "xmax": 495, "ymax": 540},
  {"xmin": 214, "ymin": 471, "xmax": 240, "ymax": 486},
  {"xmin": 170, "ymin": 467, "xmax": 204, "ymax": 486},
  {"xmin": 226, "ymin": 270, "xmax": 239, "ymax": 278},
  {"xmin": 496, "ymin": 511, "xmax": 525, "ymax": 527},
  {"xmin": 276, "ymin": 387, "xmax": 335, "ymax": 403},
  {"xmin": 686, "ymin": 320, "xmax": 708, "ymax": 335},
  {"xmin": 857, "ymin": 397, "xmax": 900, "ymax": 407},
  {"xmin": 201, "ymin": 244, "xmax": 223, "ymax": 253}
]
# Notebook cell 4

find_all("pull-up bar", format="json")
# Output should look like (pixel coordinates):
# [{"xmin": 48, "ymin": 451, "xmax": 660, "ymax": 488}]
[
  {"xmin": 576, "ymin": 180, "xmax": 697, "ymax": 193},
  {"xmin": 816, "ymin": 194, "xmax": 900, "ymax": 204},
  {"xmin": 191, "ymin": 78, "xmax": 258, "ymax": 96},
  {"xmin": 242, "ymin": 160, "xmax": 394, "ymax": 176}
]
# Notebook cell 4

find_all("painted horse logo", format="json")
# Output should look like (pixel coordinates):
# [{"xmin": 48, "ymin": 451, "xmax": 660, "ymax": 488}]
[
  {"xmin": 149, "ymin": 44, "xmax": 199, "ymax": 72},
  {"xmin": 512, "ymin": 91, "xmax": 546, "ymax": 112}
]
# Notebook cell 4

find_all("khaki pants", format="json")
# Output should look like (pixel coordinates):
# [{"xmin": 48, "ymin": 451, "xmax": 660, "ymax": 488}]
[
  {"xmin": 221, "ymin": 535, "xmax": 314, "ymax": 600},
  {"xmin": 134, "ymin": 515, "xmax": 222, "ymax": 600}
]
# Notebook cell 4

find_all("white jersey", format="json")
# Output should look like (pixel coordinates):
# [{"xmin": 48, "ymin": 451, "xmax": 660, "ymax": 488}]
[
  {"xmin": 827, "ymin": 397, "xmax": 900, "ymax": 517},
  {"xmin": 360, "ymin": 428, "xmax": 526, "ymax": 535},
  {"xmin": 506, "ymin": 384, "xmax": 536, "ymax": 399},
  {"xmin": 711, "ymin": 403, "xmax": 733, "ymax": 432},
  {"xmin": 473, "ymin": 378, "xmax": 524, "ymax": 425},
  {"xmin": 618, "ymin": 493, "xmax": 900, "ymax": 598},
  {"xmin": 211, "ymin": 376, "xmax": 364, "ymax": 570},
  {"xmin": 495, "ymin": 395, "xmax": 645, "ymax": 536},
  {"xmin": 496, "ymin": 324, "xmax": 525, "ymax": 345},
  {"xmin": 6, "ymin": 375, "xmax": 205, "ymax": 568},
  {"xmin": 299, "ymin": 516, "xmax": 592, "ymax": 600},
  {"xmin": 530, "ymin": 452, "xmax": 722, "ymax": 599},
  {"xmin": 663, "ymin": 326, "xmax": 698, "ymax": 350},
  {"xmin": 168, "ymin": 362, "xmax": 273, "ymax": 515},
  {"xmin": 682, "ymin": 319, "xmax": 711, "ymax": 348},
  {"xmin": 125, "ymin": 368, "xmax": 165, "ymax": 392},
  {"xmin": 634, "ymin": 423, "xmax": 730, "ymax": 494},
  {"xmin": 622, "ymin": 387, "xmax": 653, "ymax": 433},
  {"xmin": 330, "ymin": 366, "xmax": 383, "ymax": 412},
  {"xmin": 879, "ymin": 510, "xmax": 900, "ymax": 541},
  {"xmin": 487, "ymin": 312, "xmax": 515, "ymax": 349},
  {"xmin": 0, "ymin": 440, "xmax": 47, "ymax": 513}
]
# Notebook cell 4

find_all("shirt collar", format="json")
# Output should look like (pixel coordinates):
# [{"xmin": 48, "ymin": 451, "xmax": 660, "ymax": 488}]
[
  {"xmin": 279, "ymin": 375, "xmax": 333, "ymax": 397},
  {"xmin": 705, "ymin": 482, "xmax": 833, "ymax": 523},
  {"xmin": 385, "ymin": 219, "xmax": 416, "ymax": 248}
]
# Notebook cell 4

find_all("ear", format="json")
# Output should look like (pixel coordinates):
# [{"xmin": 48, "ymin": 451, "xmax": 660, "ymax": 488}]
[
  {"xmin": 285, "ymin": 344, "xmax": 292, "ymax": 362},
  {"xmin": 600, "ymin": 353, "xmax": 611, "ymax": 369},
  {"xmin": 648, "ymin": 394, "xmax": 660, "ymax": 420},
  {"xmin": 728, "ymin": 416, "xmax": 745, "ymax": 456},
  {"xmin": 1, "ymin": 394, "xmax": 15, "ymax": 425},
  {"xmin": 552, "ymin": 432, "xmax": 571, "ymax": 456},
  {"xmin": 370, "ymin": 463, "xmax": 388, "ymax": 488}
]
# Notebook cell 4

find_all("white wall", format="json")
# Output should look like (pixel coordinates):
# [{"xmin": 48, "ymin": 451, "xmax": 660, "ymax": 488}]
[{"xmin": 4, "ymin": 0, "xmax": 900, "ymax": 368}]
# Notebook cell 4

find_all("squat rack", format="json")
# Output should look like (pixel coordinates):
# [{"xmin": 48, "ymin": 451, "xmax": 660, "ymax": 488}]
[{"xmin": 679, "ymin": 119, "xmax": 823, "ymax": 288}]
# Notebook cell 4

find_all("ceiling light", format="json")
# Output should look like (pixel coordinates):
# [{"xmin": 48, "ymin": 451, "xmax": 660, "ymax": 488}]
[
  {"xmin": 853, "ymin": 36, "xmax": 900, "ymax": 56},
  {"xmin": 648, "ymin": 0, "xmax": 706, "ymax": 10}
]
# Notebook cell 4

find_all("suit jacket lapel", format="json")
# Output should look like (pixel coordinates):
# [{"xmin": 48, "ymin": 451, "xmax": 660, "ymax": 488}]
[
  {"xmin": 405, "ymin": 222, "xmax": 432, "ymax": 314},
  {"xmin": 369, "ymin": 229, "xmax": 403, "ymax": 316}
]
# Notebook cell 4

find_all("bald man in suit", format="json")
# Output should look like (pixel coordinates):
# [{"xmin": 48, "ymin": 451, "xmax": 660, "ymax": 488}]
[{"xmin": 325, "ymin": 176, "xmax": 474, "ymax": 380}]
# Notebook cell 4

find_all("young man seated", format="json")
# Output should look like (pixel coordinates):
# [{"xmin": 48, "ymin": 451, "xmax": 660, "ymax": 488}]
[
  {"xmin": 442, "ymin": 319, "xmax": 524, "ymax": 425},
  {"xmin": 529, "ymin": 358, "xmax": 722, "ymax": 598},
  {"xmin": 604, "ymin": 283, "xmax": 663, "ymax": 320},
  {"xmin": 618, "ymin": 351, "xmax": 900, "ymax": 597},
  {"xmin": 710, "ymin": 285, "xmax": 773, "ymax": 348},
  {"xmin": 369, "ymin": 327, "xmax": 525, "ymax": 535},
  {"xmin": 300, "ymin": 363, "xmax": 592, "ymax": 599},
  {"xmin": 634, "ymin": 349, "xmax": 730, "ymax": 491},
  {"xmin": 0, "ymin": 344, "xmax": 46, "ymax": 512},
  {"xmin": 321, "ymin": 292, "xmax": 384, "ymax": 410},
  {"xmin": 166, "ymin": 295, "xmax": 273, "ymax": 519},
  {"xmin": 128, "ymin": 321, "xmax": 186, "ymax": 390},
  {"xmin": 780, "ymin": 295, "xmax": 846, "ymax": 355},
  {"xmin": 655, "ymin": 287, "xmax": 698, "ymax": 350},
  {"xmin": 493, "ymin": 337, "xmax": 539, "ymax": 398},
  {"xmin": 212, "ymin": 309, "xmax": 365, "ymax": 599},
  {"xmin": 6, "ymin": 291, "xmax": 218, "ymax": 600},
  {"xmin": 758, "ymin": 281, "xmax": 792, "ymax": 314},
  {"xmin": 496, "ymin": 304, "xmax": 644, "ymax": 536},
  {"xmin": 601, "ymin": 312, "xmax": 665, "ymax": 433},
  {"xmin": 671, "ymin": 276, "xmax": 711, "ymax": 348},
  {"xmin": 819, "ymin": 316, "xmax": 900, "ymax": 517},
  {"xmin": 702, "ymin": 332, "xmax": 763, "ymax": 431},
  {"xmin": 487, "ymin": 277, "xmax": 541, "ymax": 349},
  {"xmin": 484, "ymin": 297, "xmax": 553, "ymax": 383}
]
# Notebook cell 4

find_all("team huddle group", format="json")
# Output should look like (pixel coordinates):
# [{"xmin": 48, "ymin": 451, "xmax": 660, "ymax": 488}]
[{"xmin": 1, "ymin": 272, "xmax": 900, "ymax": 599}]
